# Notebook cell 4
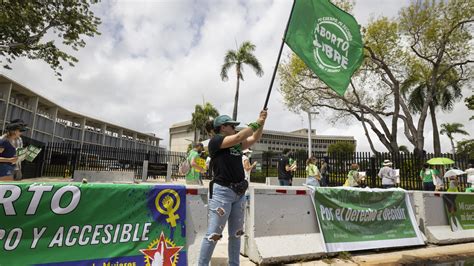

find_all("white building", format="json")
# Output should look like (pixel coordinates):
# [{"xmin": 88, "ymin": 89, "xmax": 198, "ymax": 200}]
[
  {"xmin": 168, "ymin": 120, "xmax": 355, "ymax": 153},
  {"xmin": 0, "ymin": 74, "xmax": 162, "ymax": 151}
]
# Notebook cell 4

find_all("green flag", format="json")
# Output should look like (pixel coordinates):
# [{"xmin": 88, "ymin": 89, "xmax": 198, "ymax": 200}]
[{"xmin": 285, "ymin": 0, "xmax": 364, "ymax": 95}]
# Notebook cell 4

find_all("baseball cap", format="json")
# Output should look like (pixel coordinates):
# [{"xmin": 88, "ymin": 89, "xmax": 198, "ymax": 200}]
[
  {"xmin": 6, "ymin": 119, "xmax": 27, "ymax": 132},
  {"xmin": 213, "ymin": 115, "xmax": 240, "ymax": 128}
]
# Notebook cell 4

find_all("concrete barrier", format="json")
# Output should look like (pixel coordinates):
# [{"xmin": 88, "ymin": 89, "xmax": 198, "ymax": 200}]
[
  {"xmin": 265, "ymin": 177, "xmax": 306, "ymax": 186},
  {"xmin": 242, "ymin": 186, "xmax": 326, "ymax": 264},
  {"xmin": 73, "ymin": 170, "xmax": 135, "ymax": 183},
  {"xmin": 412, "ymin": 191, "xmax": 474, "ymax": 245},
  {"xmin": 185, "ymin": 186, "xmax": 208, "ymax": 265}
]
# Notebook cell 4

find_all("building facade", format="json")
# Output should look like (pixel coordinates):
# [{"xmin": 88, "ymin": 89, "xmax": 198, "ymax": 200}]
[
  {"xmin": 169, "ymin": 121, "xmax": 356, "ymax": 153},
  {"xmin": 0, "ymin": 74, "xmax": 162, "ymax": 151}
]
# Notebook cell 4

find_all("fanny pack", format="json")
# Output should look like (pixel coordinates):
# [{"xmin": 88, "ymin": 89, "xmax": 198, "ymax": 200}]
[
  {"xmin": 210, "ymin": 179, "xmax": 249, "ymax": 199},
  {"xmin": 228, "ymin": 179, "xmax": 249, "ymax": 196}
]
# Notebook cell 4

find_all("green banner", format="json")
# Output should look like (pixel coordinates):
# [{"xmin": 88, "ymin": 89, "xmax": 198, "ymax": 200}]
[
  {"xmin": 285, "ymin": 0, "xmax": 364, "ymax": 96},
  {"xmin": 443, "ymin": 194, "xmax": 474, "ymax": 231},
  {"xmin": 313, "ymin": 187, "xmax": 424, "ymax": 252},
  {"xmin": 0, "ymin": 183, "xmax": 187, "ymax": 265}
]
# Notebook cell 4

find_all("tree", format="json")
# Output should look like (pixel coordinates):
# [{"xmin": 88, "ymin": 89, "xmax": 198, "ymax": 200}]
[
  {"xmin": 440, "ymin": 123, "xmax": 470, "ymax": 154},
  {"xmin": 466, "ymin": 95, "xmax": 474, "ymax": 120},
  {"xmin": 220, "ymin": 41, "xmax": 263, "ymax": 120},
  {"xmin": 401, "ymin": 65, "xmax": 463, "ymax": 155},
  {"xmin": 456, "ymin": 139, "xmax": 474, "ymax": 160},
  {"xmin": 0, "ymin": 1, "xmax": 101, "ymax": 80},
  {"xmin": 190, "ymin": 102, "xmax": 219, "ymax": 143},
  {"xmin": 327, "ymin": 142, "xmax": 356, "ymax": 154}
]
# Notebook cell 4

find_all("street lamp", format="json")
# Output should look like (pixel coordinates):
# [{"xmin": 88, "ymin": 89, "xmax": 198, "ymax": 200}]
[{"xmin": 307, "ymin": 110, "xmax": 319, "ymax": 158}]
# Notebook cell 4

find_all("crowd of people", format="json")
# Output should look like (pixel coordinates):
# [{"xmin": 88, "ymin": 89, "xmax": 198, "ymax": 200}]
[{"xmin": 273, "ymin": 151, "xmax": 474, "ymax": 192}]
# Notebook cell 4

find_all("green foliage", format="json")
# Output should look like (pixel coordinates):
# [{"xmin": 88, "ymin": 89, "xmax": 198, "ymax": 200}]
[
  {"xmin": 456, "ymin": 139, "xmax": 474, "ymax": 160},
  {"xmin": 440, "ymin": 123, "xmax": 470, "ymax": 139},
  {"xmin": 221, "ymin": 41, "xmax": 263, "ymax": 120},
  {"xmin": 399, "ymin": 145, "xmax": 410, "ymax": 153},
  {"xmin": 220, "ymin": 41, "xmax": 263, "ymax": 81},
  {"xmin": 328, "ymin": 142, "xmax": 356, "ymax": 153},
  {"xmin": 0, "ymin": 1, "xmax": 101, "ymax": 80},
  {"xmin": 466, "ymin": 96, "xmax": 474, "ymax": 120},
  {"xmin": 441, "ymin": 123, "xmax": 470, "ymax": 154},
  {"xmin": 190, "ymin": 102, "xmax": 219, "ymax": 142}
]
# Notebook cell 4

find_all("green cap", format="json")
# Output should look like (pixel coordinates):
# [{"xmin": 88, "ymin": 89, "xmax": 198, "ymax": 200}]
[{"xmin": 213, "ymin": 115, "xmax": 240, "ymax": 128}]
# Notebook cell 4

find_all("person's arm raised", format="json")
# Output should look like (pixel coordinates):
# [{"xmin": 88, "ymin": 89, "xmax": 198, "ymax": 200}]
[
  {"xmin": 220, "ymin": 127, "xmax": 254, "ymax": 149},
  {"xmin": 242, "ymin": 110, "xmax": 267, "ymax": 150}
]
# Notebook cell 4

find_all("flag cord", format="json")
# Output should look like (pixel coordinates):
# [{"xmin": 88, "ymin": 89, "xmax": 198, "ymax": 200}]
[{"xmin": 263, "ymin": 0, "xmax": 297, "ymax": 110}]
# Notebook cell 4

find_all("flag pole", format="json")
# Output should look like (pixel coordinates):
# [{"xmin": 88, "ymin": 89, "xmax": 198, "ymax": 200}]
[{"xmin": 263, "ymin": 0, "xmax": 297, "ymax": 110}]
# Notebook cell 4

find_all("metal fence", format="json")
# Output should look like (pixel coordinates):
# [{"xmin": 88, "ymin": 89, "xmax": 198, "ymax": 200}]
[
  {"xmin": 253, "ymin": 151, "xmax": 473, "ymax": 190},
  {"xmin": 39, "ymin": 142, "xmax": 187, "ymax": 179},
  {"xmin": 28, "ymin": 142, "xmax": 473, "ymax": 191}
]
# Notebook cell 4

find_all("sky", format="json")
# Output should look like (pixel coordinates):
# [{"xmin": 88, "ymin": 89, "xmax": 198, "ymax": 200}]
[{"xmin": 2, "ymin": 0, "xmax": 473, "ymax": 152}]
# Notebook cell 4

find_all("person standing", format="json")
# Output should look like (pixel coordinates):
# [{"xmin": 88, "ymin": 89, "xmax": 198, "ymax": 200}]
[
  {"xmin": 320, "ymin": 156, "xmax": 329, "ymax": 186},
  {"xmin": 305, "ymin": 157, "xmax": 320, "ymax": 187},
  {"xmin": 419, "ymin": 163, "xmax": 436, "ymax": 191},
  {"xmin": 186, "ymin": 142, "xmax": 205, "ymax": 185},
  {"xmin": 242, "ymin": 149, "xmax": 256, "ymax": 182},
  {"xmin": 1, "ymin": 119, "xmax": 26, "ymax": 180},
  {"xmin": 198, "ymin": 110, "xmax": 267, "ymax": 266},
  {"xmin": 465, "ymin": 164, "xmax": 474, "ymax": 193},
  {"xmin": 0, "ymin": 120, "xmax": 25, "ymax": 181},
  {"xmin": 378, "ymin": 160, "xmax": 396, "ymax": 188},
  {"xmin": 278, "ymin": 149, "xmax": 296, "ymax": 186}
]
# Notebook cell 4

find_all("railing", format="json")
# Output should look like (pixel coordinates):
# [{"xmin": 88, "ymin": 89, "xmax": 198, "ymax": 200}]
[{"xmin": 252, "ymin": 151, "xmax": 473, "ymax": 190}]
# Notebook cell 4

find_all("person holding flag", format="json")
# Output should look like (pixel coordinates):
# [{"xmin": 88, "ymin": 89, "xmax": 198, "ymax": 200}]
[{"xmin": 198, "ymin": 110, "xmax": 267, "ymax": 266}]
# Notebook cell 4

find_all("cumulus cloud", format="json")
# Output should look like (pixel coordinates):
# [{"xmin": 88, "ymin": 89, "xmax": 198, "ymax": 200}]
[{"xmin": 1, "ymin": 0, "xmax": 471, "ymax": 152}]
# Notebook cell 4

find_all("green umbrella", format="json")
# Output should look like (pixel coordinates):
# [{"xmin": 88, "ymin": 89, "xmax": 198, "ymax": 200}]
[{"xmin": 427, "ymin": 157, "xmax": 455, "ymax": 165}]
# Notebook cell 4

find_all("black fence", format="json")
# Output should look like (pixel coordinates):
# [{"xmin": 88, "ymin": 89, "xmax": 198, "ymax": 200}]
[
  {"xmin": 38, "ymin": 142, "xmax": 187, "ymax": 179},
  {"xmin": 24, "ymin": 142, "xmax": 473, "ymax": 191},
  {"xmin": 253, "ymin": 151, "xmax": 473, "ymax": 191}
]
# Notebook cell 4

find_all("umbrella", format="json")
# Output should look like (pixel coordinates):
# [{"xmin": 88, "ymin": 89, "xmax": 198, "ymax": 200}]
[
  {"xmin": 444, "ymin": 169, "xmax": 466, "ymax": 178},
  {"xmin": 427, "ymin": 157, "xmax": 455, "ymax": 165}
]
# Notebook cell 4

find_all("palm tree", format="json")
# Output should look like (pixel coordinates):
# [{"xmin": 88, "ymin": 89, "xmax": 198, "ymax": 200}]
[
  {"xmin": 190, "ymin": 102, "xmax": 219, "ymax": 143},
  {"xmin": 220, "ymin": 41, "xmax": 263, "ymax": 120},
  {"xmin": 401, "ymin": 66, "xmax": 463, "ymax": 155},
  {"xmin": 440, "ymin": 123, "xmax": 470, "ymax": 154}
]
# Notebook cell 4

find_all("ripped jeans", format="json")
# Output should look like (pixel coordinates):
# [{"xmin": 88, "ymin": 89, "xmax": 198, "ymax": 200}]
[{"xmin": 198, "ymin": 183, "xmax": 246, "ymax": 266}]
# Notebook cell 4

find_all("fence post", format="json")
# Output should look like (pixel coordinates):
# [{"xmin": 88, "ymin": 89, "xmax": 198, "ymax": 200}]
[
  {"xmin": 266, "ymin": 153, "xmax": 269, "ymax": 178},
  {"xmin": 166, "ymin": 161, "xmax": 172, "ymax": 182},
  {"xmin": 370, "ymin": 156, "xmax": 376, "ymax": 188},
  {"xmin": 71, "ymin": 148, "xmax": 80, "ymax": 178},
  {"xmin": 142, "ymin": 160, "xmax": 149, "ymax": 182}
]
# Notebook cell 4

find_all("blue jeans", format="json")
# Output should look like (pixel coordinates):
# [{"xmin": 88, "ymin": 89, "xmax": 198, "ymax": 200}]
[
  {"xmin": 279, "ymin": 179, "xmax": 291, "ymax": 186},
  {"xmin": 305, "ymin": 176, "xmax": 320, "ymax": 187},
  {"xmin": 320, "ymin": 174, "xmax": 329, "ymax": 186},
  {"xmin": 198, "ymin": 183, "xmax": 245, "ymax": 266}
]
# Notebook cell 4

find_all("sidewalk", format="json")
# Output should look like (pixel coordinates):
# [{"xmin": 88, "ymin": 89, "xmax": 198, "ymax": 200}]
[{"xmin": 212, "ymin": 242, "xmax": 474, "ymax": 265}]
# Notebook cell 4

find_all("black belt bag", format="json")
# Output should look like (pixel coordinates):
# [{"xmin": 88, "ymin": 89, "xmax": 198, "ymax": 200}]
[
  {"xmin": 210, "ymin": 179, "xmax": 249, "ymax": 199},
  {"xmin": 229, "ymin": 179, "xmax": 249, "ymax": 196}
]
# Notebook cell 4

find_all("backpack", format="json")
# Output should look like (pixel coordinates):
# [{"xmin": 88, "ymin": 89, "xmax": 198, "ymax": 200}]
[{"xmin": 178, "ymin": 157, "xmax": 191, "ymax": 175}]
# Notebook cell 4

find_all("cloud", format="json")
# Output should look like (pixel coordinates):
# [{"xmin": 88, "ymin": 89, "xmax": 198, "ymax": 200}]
[{"xmin": 1, "ymin": 0, "xmax": 471, "ymax": 153}]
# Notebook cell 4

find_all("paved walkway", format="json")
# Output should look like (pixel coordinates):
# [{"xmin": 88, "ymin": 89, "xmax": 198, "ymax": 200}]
[{"xmin": 211, "ymin": 242, "xmax": 474, "ymax": 265}]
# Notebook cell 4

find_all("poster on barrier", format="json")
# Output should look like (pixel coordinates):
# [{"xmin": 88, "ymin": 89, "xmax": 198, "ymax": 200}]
[
  {"xmin": 443, "ymin": 194, "xmax": 474, "ymax": 232},
  {"xmin": 313, "ymin": 187, "xmax": 424, "ymax": 252},
  {"xmin": 0, "ymin": 183, "xmax": 186, "ymax": 265}
]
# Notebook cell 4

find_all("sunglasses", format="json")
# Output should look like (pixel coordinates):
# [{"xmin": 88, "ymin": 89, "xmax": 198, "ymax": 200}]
[{"xmin": 223, "ymin": 123, "xmax": 236, "ymax": 128}]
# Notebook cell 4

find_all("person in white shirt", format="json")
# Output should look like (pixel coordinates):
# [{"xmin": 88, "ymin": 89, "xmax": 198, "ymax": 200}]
[
  {"xmin": 242, "ymin": 149, "xmax": 257, "ymax": 181},
  {"xmin": 378, "ymin": 160, "xmax": 396, "ymax": 188}
]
